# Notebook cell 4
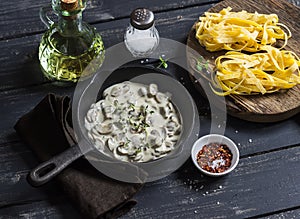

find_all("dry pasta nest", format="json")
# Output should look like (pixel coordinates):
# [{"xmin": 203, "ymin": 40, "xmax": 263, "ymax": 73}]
[{"xmin": 195, "ymin": 7, "xmax": 300, "ymax": 96}]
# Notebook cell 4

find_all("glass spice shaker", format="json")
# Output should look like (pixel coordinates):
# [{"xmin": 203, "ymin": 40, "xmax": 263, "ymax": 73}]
[
  {"xmin": 39, "ymin": 0, "xmax": 105, "ymax": 83},
  {"xmin": 124, "ymin": 8, "xmax": 159, "ymax": 57}
]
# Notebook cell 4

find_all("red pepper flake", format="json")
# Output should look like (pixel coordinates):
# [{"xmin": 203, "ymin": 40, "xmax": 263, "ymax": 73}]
[{"xmin": 196, "ymin": 143, "xmax": 232, "ymax": 173}]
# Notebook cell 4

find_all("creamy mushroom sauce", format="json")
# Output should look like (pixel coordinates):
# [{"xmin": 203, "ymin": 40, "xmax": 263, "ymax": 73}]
[{"xmin": 84, "ymin": 81, "xmax": 182, "ymax": 162}]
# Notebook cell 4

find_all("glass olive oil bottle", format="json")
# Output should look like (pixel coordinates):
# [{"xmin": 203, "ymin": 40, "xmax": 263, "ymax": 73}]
[{"xmin": 39, "ymin": 0, "xmax": 105, "ymax": 83}]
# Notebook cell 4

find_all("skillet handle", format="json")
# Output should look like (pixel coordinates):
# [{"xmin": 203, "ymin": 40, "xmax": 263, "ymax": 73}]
[{"xmin": 27, "ymin": 145, "xmax": 83, "ymax": 187}]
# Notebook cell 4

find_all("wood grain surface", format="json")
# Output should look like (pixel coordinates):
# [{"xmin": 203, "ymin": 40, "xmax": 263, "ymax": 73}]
[
  {"xmin": 123, "ymin": 146, "xmax": 300, "ymax": 218},
  {"xmin": 0, "ymin": 4, "xmax": 212, "ymax": 91},
  {"xmin": 187, "ymin": 0, "xmax": 300, "ymax": 122},
  {"xmin": 0, "ymin": 0, "xmax": 217, "ymax": 40}
]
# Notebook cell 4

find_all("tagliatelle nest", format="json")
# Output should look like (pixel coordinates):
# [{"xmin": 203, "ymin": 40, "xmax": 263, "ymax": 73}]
[
  {"xmin": 194, "ymin": 7, "xmax": 300, "ymax": 95},
  {"xmin": 195, "ymin": 7, "xmax": 291, "ymax": 52},
  {"xmin": 211, "ymin": 45, "xmax": 300, "ymax": 96}
]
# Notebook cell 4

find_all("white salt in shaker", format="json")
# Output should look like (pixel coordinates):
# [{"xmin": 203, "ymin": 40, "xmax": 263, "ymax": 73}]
[{"xmin": 124, "ymin": 8, "xmax": 159, "ymax": 57}]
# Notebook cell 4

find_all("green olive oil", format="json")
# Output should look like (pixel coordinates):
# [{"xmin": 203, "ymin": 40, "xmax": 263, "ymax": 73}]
[{"xmin": 39, "ymin": 0, "xmax": 105, "ymax": 83}]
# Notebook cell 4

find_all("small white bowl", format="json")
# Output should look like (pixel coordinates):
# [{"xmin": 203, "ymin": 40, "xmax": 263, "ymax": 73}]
[{"xmin": 191, "ymin": 134, "xmax": 239, "ymax": 177}]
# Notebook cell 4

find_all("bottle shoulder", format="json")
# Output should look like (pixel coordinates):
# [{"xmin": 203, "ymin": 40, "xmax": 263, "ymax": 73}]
[
  {"xmin": 41, "ymin": 23, "xmax": 103, "ymax": 56},
  {"xmin": 45, "ymin": 22, "xmax": 97, "ymax": 36}
]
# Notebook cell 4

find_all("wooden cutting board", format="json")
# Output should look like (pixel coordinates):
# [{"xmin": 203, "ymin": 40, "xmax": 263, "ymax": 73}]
[{"xmin": 186, "ymin": 0, "xmax": 300, "ymax": 122}]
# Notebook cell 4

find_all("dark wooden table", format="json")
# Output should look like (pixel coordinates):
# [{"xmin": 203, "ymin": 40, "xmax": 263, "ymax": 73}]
[{"xmin": 1, "ymin": 0, "xmax": 300, "ymax": 218}]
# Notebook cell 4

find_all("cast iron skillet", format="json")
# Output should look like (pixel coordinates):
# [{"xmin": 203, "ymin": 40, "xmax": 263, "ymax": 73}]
[{"xmin": 28, "ymin": 66, "xmax": 200, "ymax": 186}]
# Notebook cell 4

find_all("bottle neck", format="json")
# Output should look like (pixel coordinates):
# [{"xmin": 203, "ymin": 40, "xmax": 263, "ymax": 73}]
[{"xmin": 57, "ymin": 12, "xmax": 83, "ymax": 36}]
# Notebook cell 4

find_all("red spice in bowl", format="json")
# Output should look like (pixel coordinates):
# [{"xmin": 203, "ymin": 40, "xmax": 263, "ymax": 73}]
[
  {"xmin": 191, "ymin": 134, "xmax": 239, "ymax": 176},
  {"xmin": 196, "ymin": 143, "xmax": 232, "ymax": 173}
]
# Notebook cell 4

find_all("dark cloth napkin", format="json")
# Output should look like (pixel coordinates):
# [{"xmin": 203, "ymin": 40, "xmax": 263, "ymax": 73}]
[{"xmin": 14, "ymin": 93, "xmax": 143, "ymax": 219}]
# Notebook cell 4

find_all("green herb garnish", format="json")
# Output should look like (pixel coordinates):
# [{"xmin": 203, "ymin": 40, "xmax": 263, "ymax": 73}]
[
  {"xmin": 157, "ymin": 56, "xmax": 168, "ymax": 69},
  {"xmin": 129, "ymin": 103, "xmax": 135, "ymax": 110},
  {"xmin": 196, "ymin": 56, "xmax": 209, "ymax": 72},
  {"xmin": 127, "ymin": 104, "xmax": 153, "ymax": 134},
  {"xmin": 124, "ymin": 138, "xmax": 131, "ymax": 147}
]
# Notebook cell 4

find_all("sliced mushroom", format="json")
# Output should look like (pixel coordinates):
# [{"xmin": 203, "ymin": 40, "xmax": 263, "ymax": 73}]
[
  {"xmin": 168, "ymin": 136, "xmax": 179, "ymax": 142},
  {"xmin": 107, "ymin": 138, "xmax": 118, "ymax": 151},
  {"xmin": 145, "ymin": 97, "xmax": 157, "ymax": 106},
  {"xmin": 145, "ymin": 115, "xmax": 155, "ymax": 126},
  {"xmin": 170, "ymin": 114, "xmax": 180, "ymax": 126},
  {"xmin": 167, "ymin": 102, "xmax": 175, "ymax": 113},
  {"xmin": 117, "ymin": 145, "xmax": 129, "ymax": 155},
  {"xmin": 85, "ymin": 117, "xmax": 94, "ymax": 131},
  {"xmin": 96, "ymin": 112, "xmax": 105, "ymax": 123},
  {"xmin": 93, "ymin": 120, "xmax": 114, "ymax": 135},
  {"xmin": 110, "ymin": 85, "xmax": 123, "ymax": 97},
  {"xmin": 148, "ymin": 130, "xmax": 163, "ymax": 147},
  {"xmin": 165, "ymin": 141, "xmax": 174, "ymax": 148},
  {"xmin": 148, "ymin": 84, "xmax": 158, "ymax": 96},
  {"xmin": 88, "ymin": 107, "xmax": 105, "ymax": 123},
  {"xmin": 113, "ymin": 147, "xmax": 128, "ymax": 162},
  {"xmin": 94, "ymin": 100, "xmax": 104, "ymax": 109},
  {"xmin": 93, "ymin": 138, "xmax": 105, "ymax": 151},
  {"xmin": 113, "ymin": 120, "xmax": 123, "ymax": 130},
  {"xmin": 159, "ymin": 127, "xmax": 167, "ymax": 140},
  {"xmin": 167, "ymin": 132, "xmax": 174, "ymax": 138},
  {"xmin": 127, "ymin": 146, "xmax": 136, "ymax": 156},
  {"xmin": 150, "ymin": 129, "xmax": 160, "ymax": 137},
  {"xmin": 160, "ymin": 106, "xmax": 170, "ymax": 118},
  {"xmin": 155, "ymin": 92, "xmax": 168, "ymax": 104},
  {"xmin": 127, "ymin": 96, "xmax": 137, "ymax": 105},
  {"xmin": 87, "ymin": 131, "xmax": 95, "ymax": 142},
  {"xmin": 150, "ymin": 105, "xmax": 158, "ymax": 111},
  {"xmin": 131, "ymin": 135, "xmax": 142, "ymax": 147},
  {"xmin": 151, "ymin": 150, "xmax": 161, "ymax": 157},
  {"xmin": 103, "ymin": 106, "xmax": 115, "ymax": 119},
  {"xmin": 138, "ymin": 87, "xmax": 147, "ymax": 96},
  {"xmin": 166, "ymin": 121, "xmax": 177, "ymax": 132},
  {"xmin": 115, "ymin": 132, "xmax": 125, "ymax": 141},
  {"xmin": 132, "ymin": 152, "xmax": 143, "ymax": 161},
  {"xmin": 155, "ymin": 145, "xmax": 172, "ymax": 153},
  {"xmin": 148, "ymin": 135, "xmax": 156, "ymax": 147},
  {"xmin": 174, "ymin": 126, "xmax": 182, "ymax": 135},
  {"xmin": 86, "ymin": 108, "xmax": 97, "ymax": 123},
  {"xmin": 122, "ymin": 84, "xmax": 130, "ymax": 94}
]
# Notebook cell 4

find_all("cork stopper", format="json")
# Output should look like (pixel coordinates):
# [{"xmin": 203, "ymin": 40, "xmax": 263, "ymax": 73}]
[{"xmin": 61, "ymin": 0, "xmax": 78, "ymax": 11}]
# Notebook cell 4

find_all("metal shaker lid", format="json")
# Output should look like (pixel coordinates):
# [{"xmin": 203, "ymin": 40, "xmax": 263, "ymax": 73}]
[{"xmin": 130, "ymin": 8, "xmax": 155, "ymax": 30}]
